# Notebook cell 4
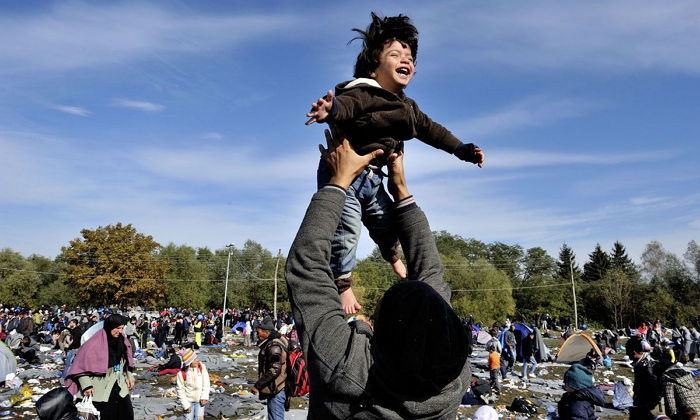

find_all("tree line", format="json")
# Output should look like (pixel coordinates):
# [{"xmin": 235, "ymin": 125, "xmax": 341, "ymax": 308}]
[{"xmin": 1, "ymin": 223, "xmax": 698, "ymax": 328}]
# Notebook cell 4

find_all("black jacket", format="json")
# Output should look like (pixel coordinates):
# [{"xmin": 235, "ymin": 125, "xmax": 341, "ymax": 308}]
[
  {"xmin": 633, "ymin": 354, "xmax": 662, "ymax": 410},
  {"xmin": 328, "ymin": 79, "xmax": 478, "ymax": 165}
]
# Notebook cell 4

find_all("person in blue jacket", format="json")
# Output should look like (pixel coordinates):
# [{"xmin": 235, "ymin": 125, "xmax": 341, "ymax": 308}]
[{"xmin": 558, "ymin": 363, "xmax": 605, "ymax": 420}]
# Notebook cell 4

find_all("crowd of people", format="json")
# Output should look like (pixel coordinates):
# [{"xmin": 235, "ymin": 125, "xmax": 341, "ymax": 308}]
[{"xmin": 0, "ymin": 304, "xmax": 299, "ymax": 419}]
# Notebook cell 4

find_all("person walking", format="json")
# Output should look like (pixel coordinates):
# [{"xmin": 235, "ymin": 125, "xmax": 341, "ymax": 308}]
[
  {"xmin": 521, "ymin": 331, "xmax": 538, "ymax": 380},
  {"xmin": 64, "ymin": 314, "xmax": 135, "ymax": 420}
]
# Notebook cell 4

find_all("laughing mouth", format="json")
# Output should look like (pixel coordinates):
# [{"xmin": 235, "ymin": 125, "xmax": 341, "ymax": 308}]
[{"xmin": 396, "ymin": 67, "xmax": 410, "ymax": 76}]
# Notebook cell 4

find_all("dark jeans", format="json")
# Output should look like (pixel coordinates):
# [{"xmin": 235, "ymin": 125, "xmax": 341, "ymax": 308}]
[{"xmin": 93, "ymin": 384, "xmax": 133, "ymax": 420}]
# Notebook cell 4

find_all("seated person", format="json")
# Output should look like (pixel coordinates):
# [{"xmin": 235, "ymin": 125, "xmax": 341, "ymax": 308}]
[{"xmin": 149, "ymin": 345, "xmax": 183, "ymax": 375}]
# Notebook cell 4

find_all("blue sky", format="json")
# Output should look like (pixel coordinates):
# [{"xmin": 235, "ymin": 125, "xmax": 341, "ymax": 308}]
[{"xmin": 1, "ymin": 1, "xmax": 698, "ymax": 265}]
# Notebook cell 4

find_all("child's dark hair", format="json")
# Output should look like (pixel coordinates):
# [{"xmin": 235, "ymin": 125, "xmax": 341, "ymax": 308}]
[{"xmin": 351, "ymin": 12, "xmax": 418, "ymax": 78}]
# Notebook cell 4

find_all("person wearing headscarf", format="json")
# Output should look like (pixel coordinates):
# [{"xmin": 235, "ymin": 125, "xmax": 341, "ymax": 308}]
[{"xmin": 64, "ymin": 314, "xmax": 135, "ymax": 420}]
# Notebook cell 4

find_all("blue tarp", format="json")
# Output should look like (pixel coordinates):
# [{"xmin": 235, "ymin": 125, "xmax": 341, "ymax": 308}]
[
  {"xmin": 498, "ymin": 323, "xmax": 533, "ymax": 361},
  {"xmin": 232, "ymin": 321, "xmax": 246, "ymax": 332},
  {"xmin": 612, "ymin": 381, "xmax": 633, "ymax": 409}
]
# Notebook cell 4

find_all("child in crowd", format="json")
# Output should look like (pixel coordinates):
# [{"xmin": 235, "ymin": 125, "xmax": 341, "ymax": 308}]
[
  {"xmin": 557, "ymin": 363, "xmax": 605, "ymax": 420},
  {"xmin": 487, "ymin": 346, "xmax": 501, "ymax": 394},
  {"xmin": 176, "ymin": 349, "xmax": 210, "ymax": 420},
  {"xmin": 306, "ymin": 12, "xmax": 485, "ymax": 314}
]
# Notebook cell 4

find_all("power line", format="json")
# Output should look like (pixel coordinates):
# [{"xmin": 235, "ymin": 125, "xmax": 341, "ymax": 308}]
[{"xmin": 362, "ymin": 282, "xmax": 571, "ymax": 292}]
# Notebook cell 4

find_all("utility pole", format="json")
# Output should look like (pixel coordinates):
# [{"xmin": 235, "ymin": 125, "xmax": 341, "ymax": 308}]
[
  {"xmin": 273, "ymin": 249, "xmax": 282, "ymax": 321},
  {"xmin": 223, "ymin": 243, "xmax": 235, "ymax": 326},
  {"xmin": 570, "ymin": 257, "xmax": 579, "ymax": 330}
]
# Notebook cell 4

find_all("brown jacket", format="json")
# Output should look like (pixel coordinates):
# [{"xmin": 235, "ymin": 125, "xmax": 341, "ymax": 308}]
[
  {"xmin": 327, "ymin": 79, "xmax": 465, "ymax": 163},
  {"xmin": 255, "ymin": 335, "xmax": 287, "ymax": 399}
]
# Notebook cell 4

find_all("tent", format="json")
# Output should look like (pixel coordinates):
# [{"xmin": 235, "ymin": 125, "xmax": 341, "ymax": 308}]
[
  {"xmin": 0, "ymin": 341, "xmax": 17, "ymax": 381},
  {"xmin": 475, "ymin": 331, "xmax": 493, "ymax": 346},
  {"xmin": 232, "ymin": 321, "xmax": 246, "ymax": 333},
  {"xmin": 556, "ymin": 333, "xmax": 602, "ymax": 363},
  {"xmin": 498, "ymin": 323, "xmax": 533, "ymax": 361},
  {"xmin": 532, "ymin": 327, "xmax": 551, "ymax": 362}
]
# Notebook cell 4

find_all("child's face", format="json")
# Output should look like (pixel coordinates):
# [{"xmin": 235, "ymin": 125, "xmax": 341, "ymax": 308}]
[{"xmin": 372, "ymin": 40, "xmax": 414, "ymax": 94}]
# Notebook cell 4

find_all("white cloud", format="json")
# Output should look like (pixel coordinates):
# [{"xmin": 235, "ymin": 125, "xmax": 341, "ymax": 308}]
[
  {"xmin": 134, "ymin": 144, "xmax": 316, "ymax": 186},
  {"xmin": 50, "ymin": 104, "xmax": 90, "ymax": 116},
  {"xmin": 0, "ymin": 3, "xmax": 299, "ymax": 75},
  {"xmin": 449, "ymin": 96, "xmax": 595, "ymax": 139},
  {"xmin": 417, "ymin": 0, "xmax": 700, "ymax": 74},
  {"xmin": 112, "ymin": 99, "xmax": 165, "ymax": 112},
  {"xmin": 630, "ymin": 196, "xmax": 666, "ymax": 206},
  {"xmin": 403, "ymin": 141, "xmax": 676, "ymax": 177}
]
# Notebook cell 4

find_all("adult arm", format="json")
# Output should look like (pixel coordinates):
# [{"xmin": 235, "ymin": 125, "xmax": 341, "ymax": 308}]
[
  {"xmin": 386, "ymin": 152, "xmax": 452, "ymax": 303},
  {"xmin": 285, "ymin": 128, "xmax": 382, "ymax": 381}
]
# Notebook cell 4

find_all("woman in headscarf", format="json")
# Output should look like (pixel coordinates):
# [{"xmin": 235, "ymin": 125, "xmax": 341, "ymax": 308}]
[{"xmin": 64, "ymin": 314, "xmax": 135, "ymax": 420}]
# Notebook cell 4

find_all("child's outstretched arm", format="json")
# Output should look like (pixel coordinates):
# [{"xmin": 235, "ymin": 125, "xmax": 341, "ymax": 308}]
[
  {"xmin": 411, "ymin": 99, "xmax": 486, "ymax": 168},
  {"xmin": 305, "ymin": 90, "xmax": 334, "ymax": 125}
]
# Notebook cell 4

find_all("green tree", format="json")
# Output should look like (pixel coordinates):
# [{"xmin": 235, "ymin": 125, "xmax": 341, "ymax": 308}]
[
  {"xmin": 434, "ymin": 232, "xmax": 489, "ymax": 260},
  {"xmin": 0, "ymin": 249, "xmax": 41, "ymax": 306},
  {"xmin": 353, "ymin": 248, "xmax": 397, "ymax": 316},
  {"xmin": 599, "ymin": 268, "xmax": 634, "ymax": 329},
  {"xmin": 513, "ymin": 248, "xmax": 565, "ymax": 318},
  {"xmin": 486, "ymin": 242, "xmax": 524, "ymax": 283},
  {"xmin": 158, "ymin": 244, "xmax": 211, "ymax": 309},
  {"xmin": 610, "ymin": 241, "xmax": 638, "ymax": 278},
  {"xmin": 582, "ymin": 244, "xmax": 610, "ymax": 283},
  {"xmin": 37, "ymin": 279, "xmax": 77, "ymax": 307},
  {"xmin": 448, "ymin": 258, "xmax": 515, "ymax": 324},
  {"xmin": 684, "ymin": 240, "xmax": 700, "ymax": 281},
  {"xmin": 219, "ymin": 241, "xmax": 286, "ymax": 311},
  {"xmin": 640, "ymin": 241, "xmax": 666, "ymax": 284},
  {"xmin": 60, "ymin": 223, "xmax": 168, "ymax": 307}
]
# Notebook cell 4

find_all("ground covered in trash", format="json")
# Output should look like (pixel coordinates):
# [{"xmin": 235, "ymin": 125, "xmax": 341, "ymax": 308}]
[
  {"xmin": 3, "ymin": 335, "xmax": 698, "ymax": 419},
  {"xmin": 1, "ymin": 335, "xmax": 307, "ymax": 419}
]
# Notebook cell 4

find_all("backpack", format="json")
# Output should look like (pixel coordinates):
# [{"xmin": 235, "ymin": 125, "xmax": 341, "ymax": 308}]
[
  {"xmin": 285, "ymin": 343, "xmax": 310, "ymax": 397},
  {"xmin": 510, "ymin": 397, "xmax": 538, "ymax": 414}
]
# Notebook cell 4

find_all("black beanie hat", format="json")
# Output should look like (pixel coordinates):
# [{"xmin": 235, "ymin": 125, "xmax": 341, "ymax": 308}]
[
  {"xmin": 259, "ymin": 316, "xmax": 276, "ymax": 331},
  {"xmin": 370, "ymin": 281, "xmax": 468, "ymax": 398}
]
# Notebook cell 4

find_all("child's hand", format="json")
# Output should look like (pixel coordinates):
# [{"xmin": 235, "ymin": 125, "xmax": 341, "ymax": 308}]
[
  {"xmin": 305, "ymin": 90, "xmax": 334, "ymax": 125},
  {"xmin": 474, "ymin": 147, "xmax": 485, "ymax": 168}
]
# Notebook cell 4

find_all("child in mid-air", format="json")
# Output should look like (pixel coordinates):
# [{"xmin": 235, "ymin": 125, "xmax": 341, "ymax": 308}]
[{"xmin": 306, "ymin": 12, "xmax": 485, "ymax": 314}]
